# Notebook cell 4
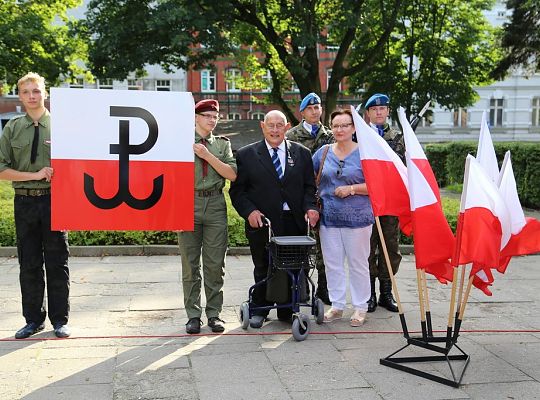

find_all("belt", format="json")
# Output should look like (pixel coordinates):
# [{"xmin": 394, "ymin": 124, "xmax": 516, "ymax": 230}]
[
  {"xmin": 196, "ymin": 189, "xmax": 222, "ymax": 197},
  {"xmin": 14, "ymin": 188, "xmax": 51, "ymax": 196}
]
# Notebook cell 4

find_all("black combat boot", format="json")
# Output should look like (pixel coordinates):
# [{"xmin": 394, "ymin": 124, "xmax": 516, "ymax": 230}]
[
  {"xmin": 378, "ymin": 279, "xmax": 398, "ymax": 312},
  {"xmin": 316, "ymin": 274, "xmax": 331, "ymax": 305},
  {"xmin": 367, "ymin": 277, "xmax": 377, "ymax": 313}
]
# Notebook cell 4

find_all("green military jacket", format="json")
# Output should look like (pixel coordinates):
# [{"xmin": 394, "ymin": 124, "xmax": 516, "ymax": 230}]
[
  {"xmin": 286, "ymin": 121, "xmax": 333, "ymax": 154},
  {"xmin": 0, "ymin": 110, "xmax": 51, "ymax": 189},
  {"xmin": 194, "ymin": 131, "xmax": 237, "ymax": 191},
  {"xmin": 381, "ymin": 124, "xmax": 405, "ymax": 164}
]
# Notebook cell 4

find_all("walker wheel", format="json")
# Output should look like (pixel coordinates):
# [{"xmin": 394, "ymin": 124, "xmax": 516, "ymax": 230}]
[
  {"xmin": 292, "ymin": 313, "xmax": 310, "ymax": 341},
  {"xmin": 240, "ymin": 302, "xmax": 250, "ymax": 330},
  {"xmin": 314, "ymin": 298, "xmax": 324, "ymax": 325}
]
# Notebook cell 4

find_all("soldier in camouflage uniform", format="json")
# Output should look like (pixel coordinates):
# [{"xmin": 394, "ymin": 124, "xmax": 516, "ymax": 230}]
[
  {"xmin": 364, "ymin": 93, "xmax": 405, "ymax": 313},
  {"xmin": 286, "ymin": 93, "xmax": 333, "ymax": 305},
  {"xmin": 179, "ymin": 99, "xmax": 237, "ymax": 334}
]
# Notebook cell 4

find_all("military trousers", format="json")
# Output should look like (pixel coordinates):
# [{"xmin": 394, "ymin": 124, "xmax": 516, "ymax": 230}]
[
  {"xmin": 178, "ymin": 194, "xmax": 227, "ymax": 319},
  {"xmin": 14, "ymin": 194, "xmax": 70, "ymax": 326},
  {"xmin": 368, "ymin": 215, "xmax": 401, "ymax": 281}
]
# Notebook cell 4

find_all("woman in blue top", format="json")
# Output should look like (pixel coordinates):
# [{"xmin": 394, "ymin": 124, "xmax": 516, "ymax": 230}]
[{"xmin": 312, "ymin": 109, "xmax": 375, "ymax": 326}]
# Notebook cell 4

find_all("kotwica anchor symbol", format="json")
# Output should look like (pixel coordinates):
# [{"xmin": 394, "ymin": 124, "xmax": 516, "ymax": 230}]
[{"xmin": 84, "ymin": 106, "xmax": 164, "ymax": 210}]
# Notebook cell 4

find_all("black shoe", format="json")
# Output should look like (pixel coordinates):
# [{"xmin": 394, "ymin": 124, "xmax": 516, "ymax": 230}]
[
  {"xmin": 208, "ymin": 317, "xmax": 225, "ymax": 333},
  {"xmin": 316, "ymin": 286, "xmax": 331, "ymax": 306},
  {"xmin": 379, "ymin": 280, "xmax": 399, "ymax": 312},
  {"xmin": 367, "ymin": 293, "xmax": 377, "ymax": 313},
  {"xmin": 53, "ymin": 324, "xmax": 71, "ymax": 338},
  {"xmin": 249, "ymin": 315, "xmax": 265, "ymax": 329},
  {"xmin": 367, "ymin": 277, "xmax": 377, "ymax": 313},
  {"xmin": 15, "ymin": 322, "xmax": 45, "ymax": 339},
  {"xmin": 186, "ymin": 318, "xmax": 201, "ymax": 334}
]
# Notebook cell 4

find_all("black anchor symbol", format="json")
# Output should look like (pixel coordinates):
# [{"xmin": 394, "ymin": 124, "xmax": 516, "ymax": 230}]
[{"xmin": 84, "ymin": 106, "xmax": 164, "ymax": 210}]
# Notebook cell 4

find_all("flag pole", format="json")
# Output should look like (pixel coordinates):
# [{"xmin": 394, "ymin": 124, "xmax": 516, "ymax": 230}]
[
  {"xmin": 453, "ymin": 274, "xmax": 474, "ymax": 343},
  {"xmin": 446, "ymin": 267, "xmax": 459, "ymax": 348},
  {"xmin": 375, "ymin": 216, "xmax": 408, "ymax": 338},
  {"xmin": 416, "ymin": 269, "xmax": 427, "ymax": 339},
  {"xmin": 455, "ymin": 263, "xmax": 467, "ymax": 321},
  {"xmin": 421, "ymin": 269, "xmax": 433, "ymax": 336}
]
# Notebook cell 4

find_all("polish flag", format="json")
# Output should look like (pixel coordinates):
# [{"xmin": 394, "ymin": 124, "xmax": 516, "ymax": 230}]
[
  {"xmin": 476, "ymin": 111, "xmax": 499, "ymax": 183},
  {"xmin": 351, "ymin": 106, "xmax": 412, "ymax": 235},
  {"xmin": 50, "ymin": 88, "xmax": 195, "ymax": 231},
  {"xmin": 398, "ymin": 108, "xmax": 454, "ymax": 283},
  {"xmin": 497, "ymin": 151, "xmax": 540, "ymax": 271},
  {"xmin": 453, "ymin": 155, "xmax": 511, "ymax": 273}
]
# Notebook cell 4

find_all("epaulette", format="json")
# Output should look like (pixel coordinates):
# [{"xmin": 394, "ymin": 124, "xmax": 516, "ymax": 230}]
[{"xmin": 216, "ymin": 136, "xmax": 230, "ymax": 141}]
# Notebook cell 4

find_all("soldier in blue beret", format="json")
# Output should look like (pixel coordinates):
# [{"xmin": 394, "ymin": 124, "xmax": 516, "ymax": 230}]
[
  {"xmin": 286, "ymin": 92, "xmax": 333, "ymax": 305},
  {"xmin": 364, "ymin": 93, "xmax": 405, "ymax": 314}
]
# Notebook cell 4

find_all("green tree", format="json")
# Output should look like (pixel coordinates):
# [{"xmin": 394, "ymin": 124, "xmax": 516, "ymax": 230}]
[
  {"xmin": 83, "ymin": 0, "xmax": 499, "ymax": 124},
  {"xmin": 0, "ymin": 0, "xmax": 88, "ymax": 90},
  {"xmin": 491, "ymin": 0, "xmax": 540, "ymax": 79},
  {"xmin": 350, "ymin": 0, "xmax": 501, "ymax": 118}
]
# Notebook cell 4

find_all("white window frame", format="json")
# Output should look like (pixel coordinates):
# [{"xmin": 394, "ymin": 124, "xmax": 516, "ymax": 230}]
[
  {"xmin": 98, "ymin": 78, "xmax": 113, "ymax": 89},
  {"xmin": 453, "ymin": 108, "xmax": 468, "ymax": 128},
  {"xmin": 228, "ymin": 112, "xmax": 241, "ymax": 120},
  {"xmin": 226, "ymin": 68, "xmax": 241, "ymax": 93},
  {"xmin": 262, "ymin": 70, "xmax": 272, "ymax": 93},
  {"xmin": 532, "ymin": 97, "xmax": 540, "ymax": 127},
  {"xmin": 69, "ymin": 78, "xmax": 84, "ymax": 89},
  {"xmin": 489, "ymin": 98, "xmax": 504, "ymax": 127},
  {"xmin": 127, "ymin": 79, "xmax": 142, "ymax": 90},
  {"xmin": 251, "ymin": 112, "xmax": 265, "ymax": 120},
  {"xmin": 201, "ymin": 70, "xmax": 216, "ymax": 92},
  {"xmin": 156, "ymin": 79, "xmax": 171, "ymax": 91}
]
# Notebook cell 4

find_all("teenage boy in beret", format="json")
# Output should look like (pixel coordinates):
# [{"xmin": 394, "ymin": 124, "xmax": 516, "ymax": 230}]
[
  {"xmin": 179, "ymin": 99, "xmax": 237, "ymax": 334},
  {"xmin": 286, "ymin": 92, "xmax": 333, "ymax": 305}
]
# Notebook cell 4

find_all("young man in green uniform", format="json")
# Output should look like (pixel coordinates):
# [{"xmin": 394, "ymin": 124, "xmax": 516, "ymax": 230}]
[
  {"xmin": 286, "ymin": 92, "xmax": 333, "ymax": 305},
  {"xmin": 179, "ymin": 99, "xmax": 237, "ymax": 334},
  {"xmin": 364, "ymin": 93, "xmax": 405, "ymax": 313},
  {"xmin": 0, "ymin": 72, "xmax": 70, "ymax": 339}
]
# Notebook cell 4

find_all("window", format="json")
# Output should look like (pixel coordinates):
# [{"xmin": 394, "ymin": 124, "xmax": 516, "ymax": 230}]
[
  {"xmin": 453, "ymin": 108, "xmax": 468, "ymax": 128},
  {"xmin": 69, "ymin": 78, "xmax": 84, "ymax": 88},
  {"xmin": 98, "ymin": 79, "xmax": 113, "ymax": 89},
  {"xmin": 326, "ymin": 69, "xmax": 341, "ymax": 91},
  {"xmin": 228, "ymin": 112, "xmax": 241, "ymax": 120},
  {"xmin": 251, "ymin": 112, "xmax": 265, "ymax": 120},
  {"xmin": 5, "ymin": 84, "xmax": 17, "ymax": 96},
  {"xmin": 262, "ymin": 70, "xmax": 272, "ymax": 92},
  {"xmin": 226, "ymin": 68, "xmax": 241, "ymax": 92},
  {"xmin": 127, "ymin": 79, "xmax": 142, "ymax": 90},
  {"xmin": 201, "ymin": 70, "xmax": 216, "ymax": 92},
  {"xmin": 489, "ymin": 98, "xmax": 504, "ymax": 127},
  {"xmin": 156, "ymin": 80, "xmax": 171, "ymax": 91},
  {"xmin": 532, "ymin": 97, "xmax": 540, "ymax": 127},
  {"xmin": 290, "ymin": 81, "xmax": 299, "ymax": 92}
]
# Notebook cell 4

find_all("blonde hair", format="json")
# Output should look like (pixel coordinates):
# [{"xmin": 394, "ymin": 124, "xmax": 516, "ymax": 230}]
[{"xmin": 17, "ymin": 72, "xmax": 46, "ymax": 92}]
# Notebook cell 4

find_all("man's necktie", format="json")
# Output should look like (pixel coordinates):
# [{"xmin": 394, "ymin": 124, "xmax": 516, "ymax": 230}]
[
  {"xmin": 311, "ymin": 124, "xmax": 319, "ymax": 138},
  {"xmin": 200, "ymin": 138, "xmax": 208, "ymax": 177},
  {"xmin": 376, "ymin": 125, "xmax": 385, "ymax": 137},
  {"xmin": 30, "ymin": 122, "xmax": 39, "ymax": 164},
  {"xmin": 272, "ymin": 148, "xmax": 284, "ymax": 179}
]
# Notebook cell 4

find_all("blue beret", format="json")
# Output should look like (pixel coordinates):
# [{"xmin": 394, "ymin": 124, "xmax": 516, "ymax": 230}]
[
  {"xmin": 299, "ymin": 92, "xmax": 321, "ymax": 111},
  {"xmin": 365, "ymin": 93, "xmax": 390, "ymax": 109}
]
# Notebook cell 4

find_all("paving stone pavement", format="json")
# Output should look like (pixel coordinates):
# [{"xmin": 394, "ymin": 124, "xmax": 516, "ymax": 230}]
[{"xmin": 0, "ymin": 253, "xmax": 539, "ymax": 400}]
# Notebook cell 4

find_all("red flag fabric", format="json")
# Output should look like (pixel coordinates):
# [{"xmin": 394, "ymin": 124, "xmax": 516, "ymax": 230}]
[
  {"xmin": 398, "ymin": 108, "xmax": 455, "ymax": 283},
  {"xmin": 453, "ymin": 155, "xmax": 511, "ymax": 274},
  {"xmin": 497, "ymin": 151, "xmax": 540, "ymax": 272},
  {"xmin": 471, "ymin": 269, "xmax": 494, "ymax": 296},
  {"xmin": 351, "ymin": 106, "xmax": 412, "ymax": 235}
]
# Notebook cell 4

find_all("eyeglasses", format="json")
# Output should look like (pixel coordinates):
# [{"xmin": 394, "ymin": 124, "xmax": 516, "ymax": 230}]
[
  {"xmin": 331, "ymin": 122, "xmax": 353, "ymax": 130},
  {"xmin": 336, "ymin": 160, "xmax": 345, "ymax": 176},
  {"xmin": 198, "ymin": 113, "xmax": 220, "ymax": 121}
]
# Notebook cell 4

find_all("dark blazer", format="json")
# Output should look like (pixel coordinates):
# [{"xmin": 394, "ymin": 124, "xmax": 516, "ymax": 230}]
[{"xmin": 230, "ymin": 139, "xmax": 318, "ymax": 235}]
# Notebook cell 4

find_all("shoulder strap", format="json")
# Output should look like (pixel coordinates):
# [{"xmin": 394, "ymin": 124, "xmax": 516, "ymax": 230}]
[{"xmin": 316, "ymin": 145, "xmax": 330, "ymax": 185}]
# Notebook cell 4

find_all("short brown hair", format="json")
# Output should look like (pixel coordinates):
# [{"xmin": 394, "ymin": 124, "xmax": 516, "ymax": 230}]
[{"xmin": 330, "ymin": 108, "xmax": 353, "ymax": 124}]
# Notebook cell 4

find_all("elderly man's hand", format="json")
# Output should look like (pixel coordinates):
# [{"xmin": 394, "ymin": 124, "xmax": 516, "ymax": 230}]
[{"xmin": 305, "ymin": 209, "xmax": 319, "ymax": 227}]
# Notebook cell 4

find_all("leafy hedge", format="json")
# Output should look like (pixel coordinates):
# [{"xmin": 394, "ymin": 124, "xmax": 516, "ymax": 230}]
[
  {"xmin": 425, "ymin": 142, "xmax": 540, "ymax": 208},
  {"xmin": 1, "ymin": 180, "xmax": 463, "ymax": 247}
]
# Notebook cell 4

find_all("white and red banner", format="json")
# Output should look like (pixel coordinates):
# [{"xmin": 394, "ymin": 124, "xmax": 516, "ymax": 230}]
[
  {"xmin": 351, "ymin": 106, "xmax": 412, "ymax": 235},
  {"xmin": 398, "ymin": 108, "xmax": 455, "ymax": 283},
  {"xmin": 50, "ymin": 88, "xmax": 195, "ymax": 231}
]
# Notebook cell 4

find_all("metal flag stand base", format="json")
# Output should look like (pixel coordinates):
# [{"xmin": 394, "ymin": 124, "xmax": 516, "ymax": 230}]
[{"xmin": 380, "ymin": 334, "xmax": 470, "ymax": 388}]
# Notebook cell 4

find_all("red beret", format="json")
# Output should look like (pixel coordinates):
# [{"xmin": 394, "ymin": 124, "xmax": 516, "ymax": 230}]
[{"xmin": 195, "ymin": 99, "xmax": 219, "ymax": 114}]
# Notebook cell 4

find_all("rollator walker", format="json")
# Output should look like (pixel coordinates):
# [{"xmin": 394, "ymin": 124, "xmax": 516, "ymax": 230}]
[{"xmin": 239, "ymin": 218, "xmax": 325, "ymax": 341}]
